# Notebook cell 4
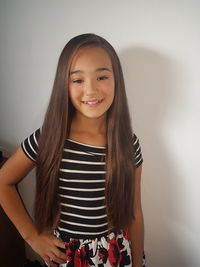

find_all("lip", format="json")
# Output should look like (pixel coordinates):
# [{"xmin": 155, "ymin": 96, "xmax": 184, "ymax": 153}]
[{"xmin": 81, "ymin": 98, "xmax": 104, "ymax": 107}]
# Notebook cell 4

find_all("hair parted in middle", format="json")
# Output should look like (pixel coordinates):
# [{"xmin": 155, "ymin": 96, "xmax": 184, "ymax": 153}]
[{"xmin": 34, "ymin": 33, "xmax": 136, "ymax": 234}]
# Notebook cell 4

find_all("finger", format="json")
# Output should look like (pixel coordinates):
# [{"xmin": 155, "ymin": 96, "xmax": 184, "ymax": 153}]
[
  {"xmin": 53, "ymin": 237, "xmax": 66, "ymax": 249},
  {"xmin": 53, "ymin": 247, "xmax": 67, "ymax": 262},
  {"xmin": 49, "ymin": 251, "xmax": 66, "ymax": 265},
  {"xmin": 44, "ymin": 256, "xmax": 58, "ymax": 267}
]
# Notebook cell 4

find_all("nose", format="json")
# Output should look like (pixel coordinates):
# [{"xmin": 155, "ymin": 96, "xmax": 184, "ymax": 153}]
[{"xmin": 84, "ymin": 79, "xmax": 98, "ymax": 96}]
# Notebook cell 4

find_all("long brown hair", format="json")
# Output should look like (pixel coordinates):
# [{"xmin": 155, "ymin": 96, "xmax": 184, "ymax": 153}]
[{"xmin": 34, "ymin": 33, "xmax": 136, "ymax": 234}]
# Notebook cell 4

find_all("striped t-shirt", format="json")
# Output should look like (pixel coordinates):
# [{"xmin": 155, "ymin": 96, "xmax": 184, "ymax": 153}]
[{"xmin": 21, "ymin": 129, "xmax": 143, "ymax": 239}]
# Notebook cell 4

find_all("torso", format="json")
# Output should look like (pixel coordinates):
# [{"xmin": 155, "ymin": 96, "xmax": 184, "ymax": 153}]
[{"xmin": 56, "ymin": 137, "xmax": 108, "ymax": 240}]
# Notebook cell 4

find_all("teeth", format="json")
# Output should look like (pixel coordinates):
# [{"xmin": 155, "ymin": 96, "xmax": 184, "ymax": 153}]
[
  {"xmin": 84, "ymin": 99, "xmax": 102, "ymax": 104},
  {"xmin": 87, "ymin": 100, "xmax": 99, "ymax": 104}
]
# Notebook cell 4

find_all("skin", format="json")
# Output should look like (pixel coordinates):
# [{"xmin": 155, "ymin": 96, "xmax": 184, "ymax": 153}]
[
  {"xmin": 68, "ymin": 46, "xmax": 145, "ymax": 267},
  {"xmin": 68, "ymin": 46, "xmax": 115, "ymax": 145},
  {"xmin": 0, "ymin": 46, "xmax": 144, "ymax": 267},
  {"xmin": 129, "ymin": 165, "xmax": 145, "ymax": 267},
  {"xmin": 0, "ymin": 147, "xmax": 66, "ymax": 267}
]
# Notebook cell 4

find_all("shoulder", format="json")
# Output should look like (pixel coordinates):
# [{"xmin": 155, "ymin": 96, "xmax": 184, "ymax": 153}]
[{"xmin": 21, "ymin": 128, "xmax": 41, "ymax": 162}]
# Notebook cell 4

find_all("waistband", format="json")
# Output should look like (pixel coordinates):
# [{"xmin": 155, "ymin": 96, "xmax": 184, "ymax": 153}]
[{"xmin": 54, "ymin": 228, "xmax": 130, "ymax": 243}]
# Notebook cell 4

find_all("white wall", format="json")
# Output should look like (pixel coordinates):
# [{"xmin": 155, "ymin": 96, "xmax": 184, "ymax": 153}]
[{"xmin": 0, "ymin": 1, "xmax": 200, "ymax": 266}]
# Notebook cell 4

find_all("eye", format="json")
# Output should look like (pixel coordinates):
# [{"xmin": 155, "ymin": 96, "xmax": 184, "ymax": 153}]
[
  {"xmin": 97, "ymin": 76, "xmax": 108, "ymax": 81},
  {"xmin": 73, "ymin": 79, "xmax": 83, "ymax": 84}
]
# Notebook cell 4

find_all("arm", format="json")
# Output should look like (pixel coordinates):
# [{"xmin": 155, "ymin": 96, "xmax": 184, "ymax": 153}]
[
  {"xmin": 129, "ymin": 164, "xmax": 144, "ymax": 267},
  {"xmin": 0, "ymin": 146, "xmax": 37, "ymax": 240},
  {"xmin": 0, "ymin": 146, "xmax": 66, "ymax": 266}
]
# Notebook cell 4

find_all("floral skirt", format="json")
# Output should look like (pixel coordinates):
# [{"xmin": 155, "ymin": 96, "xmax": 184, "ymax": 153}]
[{"xmin": 48, "ymin": 229, "xmax": 147, "ymax": 267}]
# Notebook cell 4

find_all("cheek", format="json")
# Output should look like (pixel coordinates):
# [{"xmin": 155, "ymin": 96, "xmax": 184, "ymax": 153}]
[
  {"xmin": 106, "ymin": 80, "xmax": 115, "ymax": 100},
  {"xmin": 69, "ymin": 86, "xmax": 83, "ymax": 102}
]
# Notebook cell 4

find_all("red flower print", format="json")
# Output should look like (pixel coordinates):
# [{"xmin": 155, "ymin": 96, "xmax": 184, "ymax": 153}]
[
  {"xmin": 123, "ymin": 229, "xmax": 130, "ymax": 241},
  {"xmin": 74, "ymin": 246, "xmax": 88, "ymax": 267},
  {"xmin": 108, "ymin": 237, "xmax": 122, "ymax": 267},
  {"xmin": 99, "ymin": 247, "xmax": 108, "ymax": 263},
  {"xmin": 65, "ymin": 242, "xmax": 73, "ymax": 262}
]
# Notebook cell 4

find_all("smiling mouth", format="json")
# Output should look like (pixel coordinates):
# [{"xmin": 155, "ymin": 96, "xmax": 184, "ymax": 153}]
[{"xmin": 81, "ymin": 99, "xmax": 103, "ymax": 105}]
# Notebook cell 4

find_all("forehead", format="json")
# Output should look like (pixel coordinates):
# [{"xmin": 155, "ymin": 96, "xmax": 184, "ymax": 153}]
[{"xmin": 70, "ymin": 46, "xmax": 113, "ymax": 71}]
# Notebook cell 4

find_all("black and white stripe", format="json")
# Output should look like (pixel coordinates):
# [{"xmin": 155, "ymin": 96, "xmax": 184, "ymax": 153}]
[
  {"xmin": 21, "ymin": 129, "xmax": 143, "ymax": 239},
  {"xmin": 21, "ymin": 128, "xmax": 40, "ymax": 162},
  {"xmin": 132, "ymin": 133, "xmax": 143, "ymax": 168},
  {"xmin": 57, "ymin": 139, "xmax": 108, "ymax": 238}
]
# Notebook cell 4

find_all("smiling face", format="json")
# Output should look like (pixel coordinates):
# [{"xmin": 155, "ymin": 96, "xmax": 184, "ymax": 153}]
[{"xmin": 68, "ymin": 46, "xmax": 115, "ymax": 122}]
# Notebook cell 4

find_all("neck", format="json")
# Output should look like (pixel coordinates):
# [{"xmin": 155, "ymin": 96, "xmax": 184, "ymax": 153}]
[{"xmin": 71, "ymin": 113, "xmax": 106, "ymax": 135}]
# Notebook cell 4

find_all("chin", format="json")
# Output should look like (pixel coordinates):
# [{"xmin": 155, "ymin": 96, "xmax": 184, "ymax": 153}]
[{"xmin": 82, "ymin": 112, "xmax": 106, "ymax": 120}]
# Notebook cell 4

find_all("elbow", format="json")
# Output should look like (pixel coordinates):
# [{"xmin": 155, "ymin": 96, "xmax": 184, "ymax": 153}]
[
  {"xmin": 129, "ymin": 210, "xmax": 145, "ymax": 234},
  {"xmin": 132, "ymin": 208, "xmax": 144, "ymax": 223},
  {"xmin": 0, "ymin": 176, "xmax": 17, "ymax": 188}
]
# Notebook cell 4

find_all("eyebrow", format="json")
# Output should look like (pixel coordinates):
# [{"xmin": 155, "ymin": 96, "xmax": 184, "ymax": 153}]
[{"xmin": 70, "ymin": 67, "xmax": 112, "ymax": 75}]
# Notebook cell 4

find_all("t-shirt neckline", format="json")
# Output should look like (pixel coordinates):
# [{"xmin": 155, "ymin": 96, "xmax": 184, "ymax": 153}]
[{"xmin": 66, "ymin": 138, "xmax": 106, "ymax": 149}]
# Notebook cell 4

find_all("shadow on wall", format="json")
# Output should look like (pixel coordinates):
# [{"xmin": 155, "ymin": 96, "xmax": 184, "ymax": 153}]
[{"xmin": 120, "ymin": 47, "xmax": 190, "ymax": 267}]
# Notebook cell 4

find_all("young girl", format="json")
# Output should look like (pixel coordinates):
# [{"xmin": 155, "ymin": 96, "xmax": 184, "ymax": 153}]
[{"xmin": 0, "ymin": 33, "xmax": 147, "ymax": 267}]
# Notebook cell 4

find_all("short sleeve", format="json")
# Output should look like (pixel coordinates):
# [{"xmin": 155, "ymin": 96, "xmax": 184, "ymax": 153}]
[
  {"xmin": 21, "ymin": 128, "xmax": 40, "ymax": 162},
  {"xmin": 132, "ymin": 133, "xmax": 143, "ymax": 168}
]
